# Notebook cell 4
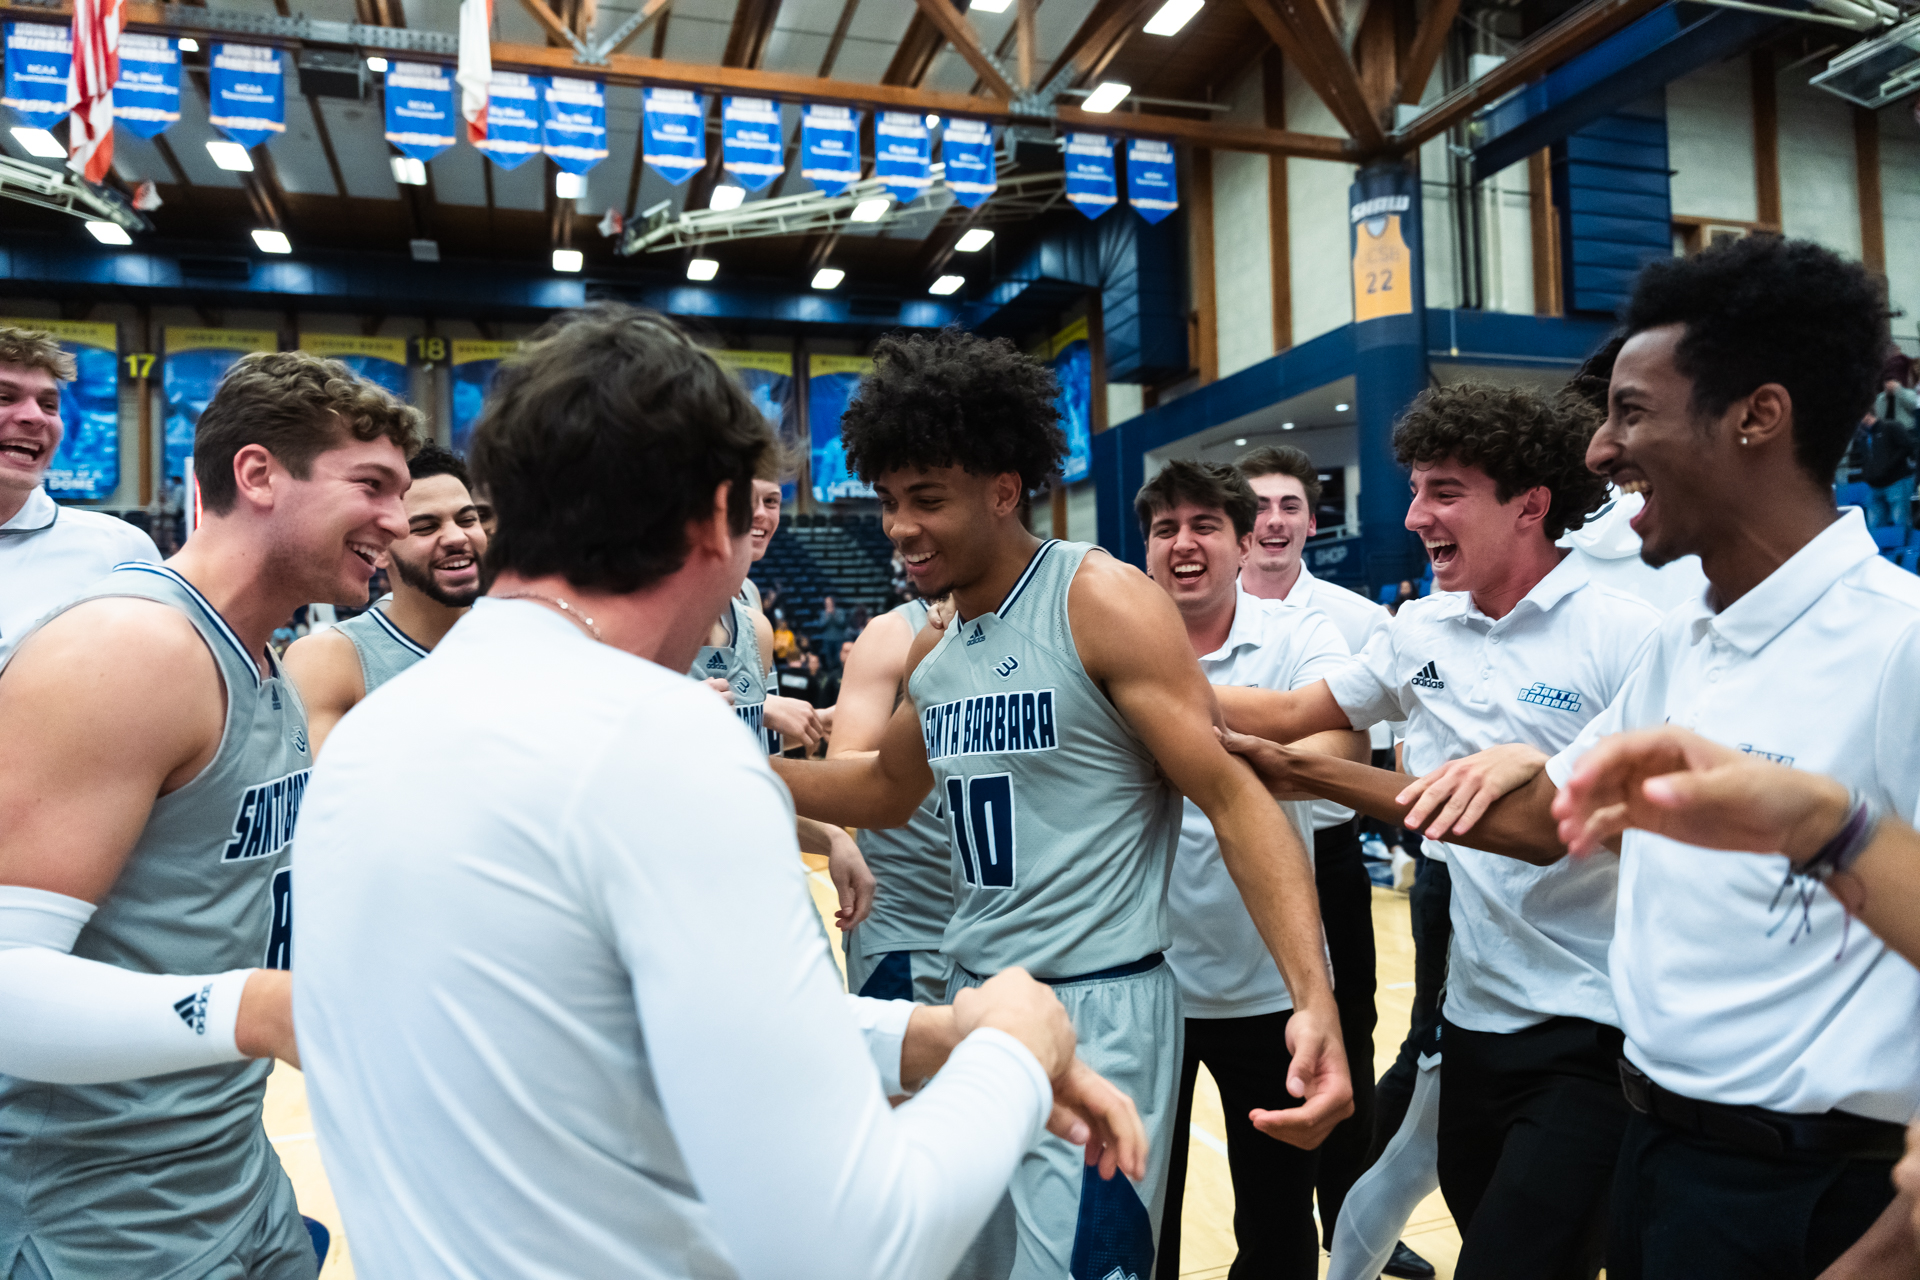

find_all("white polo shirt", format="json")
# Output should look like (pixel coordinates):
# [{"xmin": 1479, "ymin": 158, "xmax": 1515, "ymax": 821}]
[
  {"xmin": 1176, "ymin": 588, "xmax": 1349, "ymax": 1018},
  {"xmin": 1326, "ymin": 552, "xmax": 1662, "ymax": 1033},
  {"xmin": 1268, "ymin": 562, "xmax": 1396, "ymax": 828},
  {"xmin": 0, "ymin": 488, "xmax": 160, "ymax": 663},
  {"xmin": 1558, "ymin": 489, "xmax": 1708, "ymax": 614},
  {"xmin": 1548, "ymin": 509, "xmax": 1920, "ymax": 1122}
]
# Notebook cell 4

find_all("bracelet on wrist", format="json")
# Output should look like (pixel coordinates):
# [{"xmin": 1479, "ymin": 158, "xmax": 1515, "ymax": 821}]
[{"xmin": 1792, "ymin": 789, "xmax": 1880, "ymax": 880}]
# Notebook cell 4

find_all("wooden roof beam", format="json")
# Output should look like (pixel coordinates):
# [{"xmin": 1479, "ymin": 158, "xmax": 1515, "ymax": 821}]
[
  {"xmin": 1042, "ymin": 0, "xmax": 1158, "ymax": 90},
  {"xmin": 1242, "ymin": 0, "xmax": 1386, "ymax": 151},
  {"xmin": 911, "ymin": 0, "xmax": 1015, "ymax": 99},
  {"xmin": 1397, "ymin": 0, "xmax": 1459, "ymax": 105}
]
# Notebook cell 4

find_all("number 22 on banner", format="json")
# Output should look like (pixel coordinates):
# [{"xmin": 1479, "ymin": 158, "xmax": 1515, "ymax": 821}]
[{"xmin": 1352, "ymin": 214, "xmax": 1414, "ymax": 323}]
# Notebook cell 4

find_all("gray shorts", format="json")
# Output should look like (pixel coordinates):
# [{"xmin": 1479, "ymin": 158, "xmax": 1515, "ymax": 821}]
[
  {"xmin": 944, "ymin": 958, "xmax": 1183, "ymax": 1280},
  {"xmin": 845, "ymin": 943, "xmax": 954, "ymax": 1006}
]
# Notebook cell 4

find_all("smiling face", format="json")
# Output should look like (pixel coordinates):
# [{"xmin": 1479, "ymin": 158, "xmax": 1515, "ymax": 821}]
[
  {"xmin": 1145, "ymin": 499, "xmax": 1250, "ymax": 619},
  {"xmin": 0, "ymin": 362, "xmax": 63, "ymax": 510},
  {"xmin": 385, "ymin": 472, "xmax": 488, "ymax": 608},
  {"xmin": 256, "ymin": 433, "xmax": 414, "ymax": 607},
  {"xmin": 872, "ymin": 465, "xmax": 1014, "ymax": 602},
  {"xmin": 1404, "ymin": 458, "xmax": 1545, "ymax": 594},
  {"xmin": 1245, "ymin": 472, "xmax": 1316, "ymax": 583},
  {"xmin": 748, "ymin": 478, "xmax": 781, "ymax": 562}
]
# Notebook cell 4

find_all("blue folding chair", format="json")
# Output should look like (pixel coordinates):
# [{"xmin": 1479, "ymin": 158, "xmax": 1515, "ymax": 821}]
[
  {"xmin": 1873, "ymin": 524, "xmax": 1907, "ymax": 551},
  {"xmin": 1376, "ymin": 582, "xmax": 1398, "ymax": 605},
  {"xmin": 1837, "ymin": 481, "xmax": 1872, "ymax": 510},
  {"xmin": 1898, "ymin": 546, "xmax": 1920, "ymax": 574}
]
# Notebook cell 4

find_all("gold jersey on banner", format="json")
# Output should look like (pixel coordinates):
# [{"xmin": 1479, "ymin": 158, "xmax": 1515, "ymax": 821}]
[{"xmin": 1352, "ymin": 213, "xmax": 1415, "ymax": 323}]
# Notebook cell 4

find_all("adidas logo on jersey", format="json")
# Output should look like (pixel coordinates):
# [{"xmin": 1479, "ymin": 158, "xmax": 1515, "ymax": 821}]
[
  {"xmin": 1099, "ymin": 1270, "xmax": 1140, "ymax": 1280},
  {"xmin": 965, "ymin": 623, "xmax": 987, "ymax": 646},
  {"xmin": 705, "ymin": 652, "xmax": 728, "ymax": 671},
  {"xmin": 1410, "ymin": 661, "xmax": 1444, "ymax": 689},
  {"xmin": 173, "ymin": 983, "xmax": 213, "ymax": 1035}
]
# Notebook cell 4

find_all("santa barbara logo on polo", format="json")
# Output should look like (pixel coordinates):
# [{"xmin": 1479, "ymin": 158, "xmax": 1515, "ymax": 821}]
[{"xmin": 922, "ymin": 688, "xmax": 1059, "ymax": 761}]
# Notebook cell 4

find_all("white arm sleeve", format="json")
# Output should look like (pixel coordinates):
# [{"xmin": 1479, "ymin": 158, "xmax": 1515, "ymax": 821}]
[
  {"xmin": 580, "ymin": 731, "xmax": 1051, "ymax": 1280},
  {"xmin": 0, "ymin": 885, "xmax": 251, "ymax": 1085},
  {"xmin": 845, "ymin": 993, "xmax": 917, "ymax": 1097}
]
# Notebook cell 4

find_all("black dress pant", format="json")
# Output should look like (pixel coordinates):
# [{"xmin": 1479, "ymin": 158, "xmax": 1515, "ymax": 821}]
[
  {"xmin": 1155, "ymin": 1010, "xmax": 1321, "ymax": 1280},
  {"xmin": 1310, "ymin": 816, "xmax": 1378, "ymax": 1245},
  {"xmin": 1609, "ymin": 1110, "xmax": 1897, "ymax": 1280},
  {"xmin": 1369, "ymin": 856, "xmax": 1452, "ymax": 1163},
  {"xmin": 1438, "ymin": 1015, "xmax": 1630, "ymax": 1280}
]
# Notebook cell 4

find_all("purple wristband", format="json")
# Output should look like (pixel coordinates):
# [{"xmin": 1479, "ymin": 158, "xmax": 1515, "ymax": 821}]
[{"xmin": 1795, "ymin": 791, "xmax": 1879, "ymax": 880}]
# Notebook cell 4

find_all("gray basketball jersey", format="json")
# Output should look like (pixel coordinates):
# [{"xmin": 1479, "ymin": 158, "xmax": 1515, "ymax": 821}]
[
  {"xmin": 0, "ymin": 561, "xmax": 311, "ymax": 1276},
  {"xmin": 908, "ymin": 541, "xmax": 1181, "ymax": 979},
  {"xmin": 334, "ymin": 596, "xmax": 428, "ymax": 694},
  {"xmin": 690, "ymin": 596, "xmax": 775, "ymax": 754},
  {"xmin": 852, "ymin": 599, "xmax": 955, "ymax": 958}
]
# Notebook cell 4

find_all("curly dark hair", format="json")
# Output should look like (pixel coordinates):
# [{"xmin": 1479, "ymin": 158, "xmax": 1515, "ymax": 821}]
[
  {"xmin": 1135, "ymin": 458, "xmax": 1258, "ymax": 538},
  {"xmin": 1564, "ymin": 331, "xmax": 1626, "ymax": 416},
  {"xmin": 1393, "ymin": 382, "xmax": 1609, "ymax": 541},
  {"xmin": 408, "ymin": 442, "xmax": 470, "ymax": 488},
  {"xmin": 1622, "ymin": 236, "xmax": 1888, "ymax": 481},
  {"xmin": 840, "ymin": 328, "xmax": 1065, "ymax": 493}
]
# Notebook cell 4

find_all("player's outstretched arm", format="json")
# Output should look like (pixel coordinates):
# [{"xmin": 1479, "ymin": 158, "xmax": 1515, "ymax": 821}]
[
  {"xmin": 0, "ymin": 601, "xmax": 299, "ymax": 1082},
  {"xmin": 796, "ymin": 817, "xmax": 874, "ymax": 930},
  {"xmin": 827, "ymin": 610, "xmax": 916, "ymax": 757},
  {"xmin": 282, "ymin": 626, "xmax": 365, "ymax": 757},
  {"xmin": 1214, "ymin": 680, "xmax": 1354, "ymax": 744},
  {"xmin": 772, "ymin": 623, "xmax": 939, "ymax": 829},
  {"xmin": 1067, "ymin": 554, "xmax": 1353, "ymax": 1149}
]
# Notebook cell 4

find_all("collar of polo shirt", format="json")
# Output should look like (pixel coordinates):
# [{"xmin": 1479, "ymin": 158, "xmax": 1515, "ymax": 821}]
[
  {"xmin": 1684, "ymin": 508, "xmax": 1874, "ymax": 657},
  {"xmin": 0, "ymin": 488, "xmax": 57, "ymax": 535},
  {"xmin": 1430, "ymin": 549, "xmax": 1593, "ymax": 628}
]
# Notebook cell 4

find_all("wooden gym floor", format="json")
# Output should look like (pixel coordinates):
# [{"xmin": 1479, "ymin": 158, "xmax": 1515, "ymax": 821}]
[{"xmin": 270, "ymin": 875, "xmax": 1461, "ymax": 1278}]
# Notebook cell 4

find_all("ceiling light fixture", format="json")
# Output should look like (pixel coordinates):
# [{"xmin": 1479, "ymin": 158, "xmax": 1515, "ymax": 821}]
[
  {"xmin": 687, "ymin": 258, "xmax": 719, "ymax": 281},
  {"xmin": 1281, "ymin": 421, "xmax": 1296, "ymax": 430},
  {"xmin": 970, "ymin": 0, "xmax": 1014, "ymax": 11},
  {"xmin": 811, "ymin": 267, "xmax": 845, "ymax": 290},
  {"xmin": 1144, "ymin": 0, "xmax": 1205, "ymax": 36},
  {"xmin": 176, "ymin": 37, "xmax": 199, "ymax": 51},
  {"xmin": 924, "ymin": 114, "xmax": 940, "ymax": 129},
  {"xmin": 390, "ymin": 155, "xmax": 427, "ymax": 186},
  {"xmin": 955, "ymin": 228, "xmax": 994, "ymax": 252},
  {"xmin": 1334, "ymin": 402, "xmax": 1350, "ymax": 412},
  {"xmin": 206, "ymin": 140, "xmax": 253, "ymax": 171},
  {"xmin": 1234, "ymin": 437, "xmax": 1247, "ymax": 446},
  {"xmin": 554, "ymin": 171, "xmax": 586, "ymax": 199},
  {"xmin": 849, "ymin": 196, "xmax": 890, "ymax": 223},
  {"xmin": 709, "ymin": 184, "xmax": 745, "ymax": 211},
  {"xmin": 552, "ymin": 248, "xmax": 583, "ymax": 272},
  {"xmin": 929, "ymin": 274, "xmax": 965, "ymax": 296},
  {"xmin": 1081, "ymin": 81, "xmax": 1132, "ymax": 113},
  {"xmin": 85, "ymin": 220, "xmax": 132, "ymax": 245},
  {"xmin": 10, "ymin": 127, "xmax": 65, "ymax": 158},
  {"xmin": 366, "ymin": 55, "xmax": 388, "ymax": 72},
  {"xmin": 252, "ymin": 228, "xmax": 292, "ymax": 254}
]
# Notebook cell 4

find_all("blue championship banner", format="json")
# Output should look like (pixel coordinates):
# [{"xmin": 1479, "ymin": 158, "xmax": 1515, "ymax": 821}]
[
  {"xmin": 942, "ymin": 117, "xmax": 995, "ymax": 208},
  {"xmin": 478, "ymin": 72, "xmax": 542, "ymax": 169},
  {"xmin": 208, "ymin": 44, "xmax": 285, "ymax": 148},
  {"xmin": 800, "ymin": 103, "xmax": 860, "ymax": 196},
  {"xmin": 643, "ymin": 86, "xmax": 705, "ymax": 183},
  {"xmin": 1126, "ymin": 138, "xmax": 1176, "ymax": 224},
  {"xmin": 384, "ymin": 61, "xmax": 456, "ymax": 161},
  {"xmin": 876, "ymin": 111, "xmax": 931, "ymax": 205},
  {"xmin": 3, "ymin": 23, "xmax": 71, "ymax": 128},
  {"xmin": 721, "ymin": 96, "xmax": 783, "ymax": 191},
  {"xmin": 113, "ymin": 33, "xmax": 180, "ymax": 138},
  {"xmin": 1065, "ymin": 132, "xmax": 1116, "ymax": 219},
  {"xmin": 544, "ymin": 76, "xmax": 607, "ymax": 173}
]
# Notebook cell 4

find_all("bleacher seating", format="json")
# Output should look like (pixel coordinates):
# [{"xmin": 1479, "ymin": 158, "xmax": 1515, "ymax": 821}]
[
  {"xmin": 1837, "ymin": 481, "xmax": 1872, "ymax": 511},
  {"xmin": 748, "ymin": 512, "xmax": 899, "ymax": 653}
]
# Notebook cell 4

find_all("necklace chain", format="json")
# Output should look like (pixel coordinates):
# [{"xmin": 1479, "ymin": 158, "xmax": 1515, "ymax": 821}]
[{"xmin": 497, "ymin": 591, "xmax": 603, "ymax": 642}]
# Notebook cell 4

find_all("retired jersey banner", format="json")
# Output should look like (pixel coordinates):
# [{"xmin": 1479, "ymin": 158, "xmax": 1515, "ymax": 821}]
[
  {"xmin": 1048, "ymin": 318, "xmax": 1093, "ymax": 485},
  {"xmin": 721, "ymin": 96, "xmax": 782, "ymax": 191},
  {"xmin": 941, "ymin": 118, "xmax": 994, "ymax": 208},
  {"xmin": 162, "ymin": 328, "xmax": 274, "ymax": 483},
  {"xmin": 384, "ymin": 61, "xmax": 456, "ymax": 162},
  {"xmin": 208, "ymin": 44, "xmax": 284, "ymax": 148},
  {"xmin": 643, "ymin": 86, "xmax": 705, "ymax": 184},
  {"xmin": 2, "ymin": 318, "xmax": 119, "ymax": 501},
  {"xmin": 808, "ymin": 354, "xmax": 875, "ymax": 503},
  {"xmin": 544, "ymin": 76, "xmax": 606, "ymax": 173},
  {"xmin": 450, "ymin": 339, "xmax": 519, "ymax": 455},
  {"xmin": 800, "ymin": 103, "xmax": 859, "ymax": 196},
  {"xmin": 1126, "ymin": 138, "xmax": 1176, "ymax": 224},
  {"xmin": 300, "ymin": 334, "xmax": 410, "ymax": 401},
  {"xmin": 113, "ymin": 33, "xmax": 181, "ymax": 138},
  {"xmin": 712, "ymin": 350, "xmax": 799, "ymax": 492},
  {"xmin": 1065, "ymin": 132, "xmax": 1116, "ymax": 219},
  {"xmin": 478, "ymin": 72, "xmax": 541, "ymax": 169},
  {"xmin": 3, "ymin": 23, "xmax": 71, "ymax": 128},
  {"xmin": 876, "ymin": 111, "xmax": 931, "ymax": 205}
]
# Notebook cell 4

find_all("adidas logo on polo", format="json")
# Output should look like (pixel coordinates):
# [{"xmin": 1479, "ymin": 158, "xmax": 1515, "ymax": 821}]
[
  {"xmin": 173, "ymin": 983, "xmax": 214, "ymax": 1035},
  {"xmin": 965, "ymin": 624, "xmax": 987, "ymax": 646},
  {"xmin": 1410, "ymin": 661, "xmax": 1444, "ymax": 689}
]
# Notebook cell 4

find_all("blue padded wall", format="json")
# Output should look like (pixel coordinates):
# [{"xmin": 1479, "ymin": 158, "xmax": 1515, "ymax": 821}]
[{"xmin": 1552, "ymin": 102, "xmax": 1672, "ymax": 316}]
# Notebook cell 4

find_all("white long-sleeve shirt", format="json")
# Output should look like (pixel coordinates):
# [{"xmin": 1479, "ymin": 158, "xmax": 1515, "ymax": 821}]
[{"xmin": 293, "ymin": 599, "xmax": 1051, "ymax": 1280}]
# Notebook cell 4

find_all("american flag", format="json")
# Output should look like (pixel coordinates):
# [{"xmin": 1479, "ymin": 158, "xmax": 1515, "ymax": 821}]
[
  {"xmin": 67, "ymin": 0, "xmax": 123, "ymax": 184},
  {"xmin": 456, "ymin": 0, "xmax": 492, "ymax": 144}
]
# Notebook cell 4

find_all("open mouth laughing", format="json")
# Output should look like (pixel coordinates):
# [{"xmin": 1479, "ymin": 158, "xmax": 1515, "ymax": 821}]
[
  {"xmin": 1424, "ymin": 538, "xmax": 1459, "ymax": 570},
  {"xmin": 0, "ymin": 438, "xmax": 47, "ymax": 468}
]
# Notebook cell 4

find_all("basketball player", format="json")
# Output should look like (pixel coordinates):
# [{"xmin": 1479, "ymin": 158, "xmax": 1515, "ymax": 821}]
[
  {"xmin": 0, "ymin": 351, "xmax": 422, "ymax": 1278},
  {"xmin": 283, "ymin": 443, "xmax": 486, "ymax": 753},
  {"xmin": 771, "ymin": 329, "xmax": 1352, "ymax": 1280},
  {"xmin": 1137, "ymin": 459, "xmax": 1368, "ymax": 1279},
  {"xmin": 1358, "ymin": 237, "xmax": 1920, "ymax": 1279},
  {"xmin": 291, "ymin": 304, "xmax": 1147, "ymax": 1278},
  {"xmin": 832, "ymin": 591, "xmax": 956, "ymax": 1003},
  {"xmin": 1214, "ymin": 383, "xmax": 1662, "ymax": 1279},
  {"xmin": 0, "ymin": 325, "xmax": 160, "ymax": 663}
]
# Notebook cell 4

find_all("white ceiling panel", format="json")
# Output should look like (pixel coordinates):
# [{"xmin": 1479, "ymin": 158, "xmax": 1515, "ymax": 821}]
[
  {"xmin": 489, "ymin": 155, "xmax": 547, "ymax": 210},
  {"xmin": 846, "ymin": 2, "xmax": 915, "ymax": 43},
  {"xmin": 760, "ymin": 26, "xmax": 832, "ymax": 75},
  {"xmin": 829, "ymin": 37, "xmax": 894, "ymax": 83},
  {"xmin": 272, "ymin": 94, "xmax": 345, "ymax": 196},
  {"xmin": 429, "ymin": 142, "xmax": 489, "ymax": 206},
  {"xmin": 169, "ymin": 85, "xmax": 248, "ymax": 189},
  {"xmin": 662, "ymin": 12, "xmax": 731, "ymax": 62},
  {"xmin": 319, "ymin": 99, "xmax": 400, "ymax": 198}
]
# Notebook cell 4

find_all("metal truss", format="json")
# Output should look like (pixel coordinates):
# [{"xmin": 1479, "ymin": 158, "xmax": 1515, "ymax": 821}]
[{"xmin": 0, "ymin": 156, "xmax": 152, "ymax": 231}]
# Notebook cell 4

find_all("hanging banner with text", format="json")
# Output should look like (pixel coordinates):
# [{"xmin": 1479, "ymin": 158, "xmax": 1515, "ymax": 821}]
[
  {"xmin": 162, "ymin": 328, "xmax": 275, "ymax": 484},
  {"xmin": 875, "ymin": 112, "xmax": 930, "ymax": 206},
  {"xmin": 208, "ymin": 44, "xmax": 285, "ymax": 148},
  {"xmin": 3, "ymin": 23, "xmax": 71, "ymax": 128},
  {"xmin": 941, "ymin": 117, "xmax": 995, "ymax": 208},
  {"xmin": 800, "ymin": 103, "xmax": 859, "ymax": 196},
  {"xmin": 478, "ymin": 72, "xmax": 542, "ymax": 169},
  {"xmin": 545, "ymin": 76, "xmax": 606, "ymax": 173},
  {"xmin": 1048, "ymin": 318, "xmax": 1093, "ymax": 485},
  {"xmin": 385, "ymin": 61, "xmax": 456, "ymax": 162},
  {"xmin": 721, "ymin": 96, "xmax": 783, "ymax": 192},
  {"xmin": 643, "ymin": 86, "xmax": 705, "ymax": 184},
  {"xmin": 1350, "ymin": 190, "xmax": 1416, "ymax": 323},
  {"xmin": 300, "ymin": 334, "xmax": 411, "ymax": 401},
  {"xmin": 1126, "ymin": 138, "xmax": 1176, "ymax": 223},
  {"xmin": 808, "ymin": 354, "xmax": 875, "ymax": 503},
  {"xmin": 1064, "ymin": 133, "xmax": 1116, "ymax": 219},
  {"xmin": 113, "ymin": 33, "xmax": 180, "ymax": 138},
  {"xmin": 1, "ymin": 317, "xmax": 120, "ymax": 501},
  {"xmin": 450, "ymin": 339, "xmax": 520, "ymax": 455}
]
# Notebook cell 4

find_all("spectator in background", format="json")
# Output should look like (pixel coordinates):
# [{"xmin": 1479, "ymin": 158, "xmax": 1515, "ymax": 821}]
[
  {"xmin": 771, "ymin": 608, "xmax": 796, "ymax": 660},
  {"xmin": 817, "ymin": 594, "xmax": 849, "ymax": 649},
  {"xmin": 1389, "ymin": 580, "xmax": 1417, "ymax": 614},
  {"xmin": 889, "ymin": 550, "xmax": 912, "ymax": 604},
  {"xmin": 802, "ymin": 652, "xmax": 836, "ymax": 709},
  {"xmin": 1860, "ymin": 355, "xmax": 1917, "ymax": 530}
]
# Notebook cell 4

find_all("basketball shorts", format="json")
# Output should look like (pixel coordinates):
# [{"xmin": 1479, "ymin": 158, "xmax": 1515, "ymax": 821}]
[{"xmin": 845, "ymin": 944, "xmax": 954, "ymax": 1005}]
